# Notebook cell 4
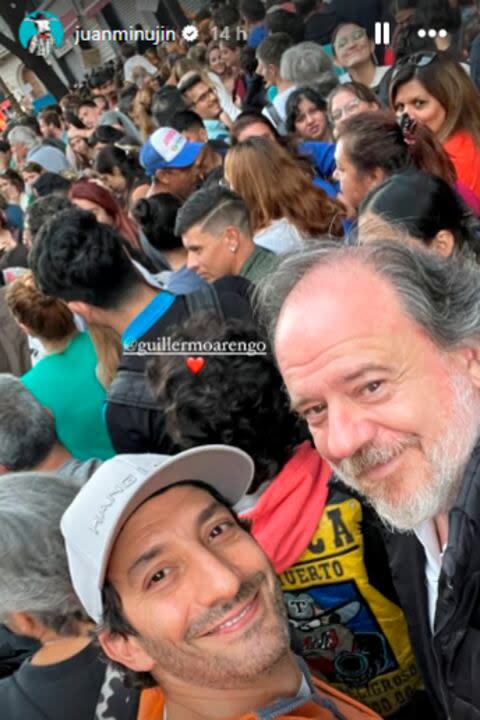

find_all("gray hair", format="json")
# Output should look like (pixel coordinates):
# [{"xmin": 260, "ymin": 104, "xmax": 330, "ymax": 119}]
[
  {"xmin": 280, "ymin": 42, "xmax": 337, "ymax": 86},
  {"xmin": 0, "ymin": 374, "xmax": 57, "ymax": 471},
  {"xmin": 7, "ymin": 125, "xmax": 38, "ymax": 151},
  {"xmin": 0, "ymin": 472, "xmax": 86, "ymax": 634},
  {"xmin": 254, "ymin": 238, "xmax": 480, "ymax": 351}
]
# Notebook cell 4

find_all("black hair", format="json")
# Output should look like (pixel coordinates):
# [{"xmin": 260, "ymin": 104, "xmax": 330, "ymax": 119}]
[
  {"xmin": 132, "ymin": 193, "xmax": 183, "ymax": 252},
  {"xmin": 175, "ymin": 185, "xmax": 251, "ymax": 237},
  {"xmin": 212, "ymin": 4, "xmax": 240, "ymax": 28},
  {"xmin": 77, "ymin": 98, "xmax": 97, "ymax": 110},
  {"xmin": 1, "ymin": 168, "xmax": 25, "ymax": 193},
  {"xmin": 265, "ymin": 10, "xmax": 305, "ymax": 43},
  {"xmin": 32, "ymin": 172, "xmax": 71, "ymax": 197},
  {"xmin": 286, "ymin": 86, "xmax": 328, "ymax": 134},
  {"xmin": 89, "ymin": 125, "xmax": 125, "ymax": 146},
  {"xmin": 170, "ymin": 109, "xmax": 205, "ymax": 133},
  {"xmin": 178, "ymin": 72, "xmax": 203, "ymax": 96},
  {"xmin": 0, "ymin": 141, "xmax": 10, "ymax": 154},
  {"xmin": 151, "ymin": 87, "xmax": 187, "ymax": 127},
  {"xmin": 94, "ymin": 145, "xmax": 146, "ymax": 193},
  {"xmin": 89, "ymin": 66, "xmax": 115, "ymax": 89},
  {"xmin": 29, "ymin": 207, "xmax": 142, "ymax": 309},
  {"xmin": 64, "ymin": 111, "xmax": 86, "ymax": 130},
  {"xmin": 256, "ymin": 32, "xmax": 293, "ymax": 67},
  {"xmin": 118, "ymin": 85, "xmax": 138, "ymax": 118},
  {"xmin": 239, "ymin": 0, "xmax": 266, "ymax": 22},
  {"xmin": 26, "ymin": 195, "xmax": 72, "ymax": 240},
  {"xmin": 147, "ymin": 315, "xmax": 305, "ymax": 493},
  {"xmin": 360, "ymin": 170, "xmax": 480, "ymax": 260}
]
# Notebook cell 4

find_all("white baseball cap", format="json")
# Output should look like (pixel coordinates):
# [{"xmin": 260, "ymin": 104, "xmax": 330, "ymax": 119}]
[
  {"xmin": 140, "ymin": 126, "xmax": 204, "ymax": 176},
  {"xmin": 61, "ymin": 446, "xmax": 255, "ymax": 622}
]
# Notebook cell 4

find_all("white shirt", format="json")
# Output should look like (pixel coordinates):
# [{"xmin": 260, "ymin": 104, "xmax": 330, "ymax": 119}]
[
  {"xmin": 262, "ymin": 85, "xmax": 297, "ymax": 133},
  {"xmin": 254, "ymin": 218, "xmax": 305, "ymax": 254},
  {"xmin": 339, "ymin": 65, "xmax": 390, "ymax": 89},
  {"xmin": 414, "ymin": 518, "xmax": 446, "ymax": 632}
]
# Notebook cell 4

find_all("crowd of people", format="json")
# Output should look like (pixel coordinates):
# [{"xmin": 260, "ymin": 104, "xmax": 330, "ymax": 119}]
[{"xmin": 1, "ymin": 0, "xmax": 480, "ymax": 718}]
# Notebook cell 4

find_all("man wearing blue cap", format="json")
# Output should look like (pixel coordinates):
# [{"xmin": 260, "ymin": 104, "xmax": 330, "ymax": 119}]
[{"xmin": 140, "ymin": 127, "xmax": 205, "ymax": 201}]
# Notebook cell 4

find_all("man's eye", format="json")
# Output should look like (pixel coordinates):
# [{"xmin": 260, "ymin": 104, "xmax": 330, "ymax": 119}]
[
  {"xmin": 363, "ymin": 380, "xmax": 383, "ymax": 394},
  {"xmin": 210, "ymin": 521, "xmax": 235, "ymax": 539},
  {"xmin": 149, "ymin": 568, "xmax": 170, "ymax": 586},
  {"xmin": 304, "ymin": 404, "xmax": 326, "ymax": 420}
]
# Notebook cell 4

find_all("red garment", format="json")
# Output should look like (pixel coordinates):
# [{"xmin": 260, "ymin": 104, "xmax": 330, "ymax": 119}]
[
  {"xmin": 456, "ymin": 180, "xmax": 480, "ymax": 216},
  {"xmin": 241, "ymin": 442, "xmax": 332, "ymax": 574},
  {"xmin": 443, "ymin": 130, "xmax": 480, "ymax": 201}
]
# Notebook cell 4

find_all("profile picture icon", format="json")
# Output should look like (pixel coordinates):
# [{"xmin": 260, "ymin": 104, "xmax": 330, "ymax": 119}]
[{"xmin": 19, "ymin": 11, "xmax": 64, "ymax": 58}]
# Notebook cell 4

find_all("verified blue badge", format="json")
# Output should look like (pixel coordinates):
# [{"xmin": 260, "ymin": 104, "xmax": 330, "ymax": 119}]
[{"xmin": 19, "ymin": 11, "xmax": 64, "ymax": 58}]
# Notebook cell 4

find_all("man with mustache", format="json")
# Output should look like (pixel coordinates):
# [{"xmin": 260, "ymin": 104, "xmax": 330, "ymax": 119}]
[
  {"xmin": 61, "ymin": 447, "xmax": 380, "ymax": 719},
  {"xmin": 256, "ymin": 239, "xmax": 480, "ymax": 720}
]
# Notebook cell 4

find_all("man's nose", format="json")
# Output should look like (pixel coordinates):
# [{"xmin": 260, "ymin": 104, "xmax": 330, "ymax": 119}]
[
  {"xmin": 192, "ymin": 546, "xmax": 242, "ymax": 609},
  {"xmin": 186, "ymin": 253, "xmax": 199, "ymax": 271},
  {"xmin": 315, "ymin": 399, "xmax": 376, "ymax": 464}
]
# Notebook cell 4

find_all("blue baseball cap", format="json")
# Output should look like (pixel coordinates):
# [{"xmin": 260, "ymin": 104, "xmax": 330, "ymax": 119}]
[{"xmin": 140, "ymin": 127, "xmax": 204, "ymax": 176}]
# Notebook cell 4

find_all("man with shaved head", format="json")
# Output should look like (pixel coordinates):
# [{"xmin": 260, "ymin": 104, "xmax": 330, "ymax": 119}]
[{"xmin": 256, "ymin": 239, "xmax": 480, "ymax": 720}]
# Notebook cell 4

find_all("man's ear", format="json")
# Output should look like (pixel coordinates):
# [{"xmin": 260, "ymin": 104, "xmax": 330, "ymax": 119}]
[
  {"xmin": 453, "ymin": 346, "xmax": 480, "ymax": 389},
  {"xmin": 67, "ymin": 301, "xmax": 95, "ymax": 323},
  {"xmin": 7, "ymin": 611, "xmax": 43, "ymax": 639},
  {"xmin": 98, "ymin": 630, "xmax": 156, "ymax": 673},
  {"xmin": 223, "ymin": 226, "xmax": 240, "ymax": 252},
  {"xmin": 431, "ymin": 230, "xmax": 455, "ymax": 258}
]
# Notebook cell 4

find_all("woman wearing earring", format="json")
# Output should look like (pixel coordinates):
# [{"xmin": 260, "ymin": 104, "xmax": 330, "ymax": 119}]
[
  {"xmin": 333, "ymin": 22, "xmax": 389, "ymax": 92},
  {"xmin": 390, "ymin": 52, "xmax": 480, "ymax": 200}
]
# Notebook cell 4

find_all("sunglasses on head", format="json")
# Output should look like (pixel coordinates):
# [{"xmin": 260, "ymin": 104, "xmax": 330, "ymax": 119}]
[{"xmin": 392, "ymin": 51, "xmax": 438, "ymax": 80}]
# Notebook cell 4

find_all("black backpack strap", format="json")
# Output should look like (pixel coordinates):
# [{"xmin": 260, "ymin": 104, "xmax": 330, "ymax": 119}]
[
  {"xmin": 265, "ymin": 103, "xmax": 285, "ymax": 134},
  {"xmin": 185, "ymin": 284, "xmax": 224, "ymax": 321}
]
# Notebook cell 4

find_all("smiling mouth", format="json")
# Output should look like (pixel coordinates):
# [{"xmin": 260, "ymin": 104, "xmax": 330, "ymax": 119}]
[{"xmin": 200, "ymin": 593, "xmax": 260, "ymax": 637}]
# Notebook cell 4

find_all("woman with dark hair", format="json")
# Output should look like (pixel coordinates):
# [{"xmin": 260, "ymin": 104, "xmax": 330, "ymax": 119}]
[
  {"xmin": 332, "ymin": 22, "xmax": 389, "ymax": 91},
  {"xmin": 358, "ymin": 170, "xmax": 480, "ymax": 260},
  {"xmin": 132, "ymin": 193, "xmax": 205, "ymax": 293},
  {"xmin": 147, "ymin": 314, "xmax": 429, "ymax": 718},
  {"xmin": 286, "ymin": 86, "xmax": 332, "ymax": 142},
  {"xmin": 327, "ymin": 81, "xmax": 381, "ymax": 138},
  {"xmin": 390, "ymin": 53, "xmax": 480, "ymax": 199},
  {"xmin": 93, "ymin": 145, "xmax": 147, "ymax": 208},
  {"xmin": 334, "ymin": 110, "xmax": 480, "ymax": 216}
]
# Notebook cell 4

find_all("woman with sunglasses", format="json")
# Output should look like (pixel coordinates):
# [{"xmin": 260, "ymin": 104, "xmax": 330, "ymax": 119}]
[
  {"xmin": 332, "ymin": 23, "xmax": 389, "ymax": 92},
  {"xmin": 390, "ymin": 52, "xmax": 480, "ymax": 199}
]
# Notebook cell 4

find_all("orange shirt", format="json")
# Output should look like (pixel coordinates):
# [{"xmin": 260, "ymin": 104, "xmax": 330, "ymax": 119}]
[
  {"xmin": 137, "ymin": 674, "xmax": 382, "ymax": 720},
  {"xmin": 443, "ymin": 130, "xmax": 480, "ymax": 200}
]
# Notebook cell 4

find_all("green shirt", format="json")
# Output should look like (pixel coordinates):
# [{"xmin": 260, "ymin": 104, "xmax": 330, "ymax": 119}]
[
  {"xmin": 21, "ymin": 332, "xmax": 115, "ymax": 461},
  {"xmin": 239, "ymin": 245, "xmax": 278, "ymax": 285}
]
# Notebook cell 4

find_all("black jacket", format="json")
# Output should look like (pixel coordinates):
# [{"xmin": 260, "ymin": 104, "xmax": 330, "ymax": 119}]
[
  {"xmin": 106, "ymin": 277, "xmax": 254, "ymax": 453},
  {"xmin": 384, "ymin": 441, "xmax": 480, "ymax": 719}
]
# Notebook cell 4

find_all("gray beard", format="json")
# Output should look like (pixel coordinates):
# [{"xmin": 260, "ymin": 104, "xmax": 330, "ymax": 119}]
[{"xmin": 331, "ymin": 371, "xmax": 480, "ymax": 531}]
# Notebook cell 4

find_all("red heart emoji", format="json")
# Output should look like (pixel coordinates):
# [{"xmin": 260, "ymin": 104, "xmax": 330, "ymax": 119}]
[{"xmin": 185, "ymin": 356, "xmax": 205, "ymax": 374}]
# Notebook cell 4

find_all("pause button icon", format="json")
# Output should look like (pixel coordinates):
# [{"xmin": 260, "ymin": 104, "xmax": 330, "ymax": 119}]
[{"xmin": 375, "ymin": 22, "xmax": 391, "ymax": 45}]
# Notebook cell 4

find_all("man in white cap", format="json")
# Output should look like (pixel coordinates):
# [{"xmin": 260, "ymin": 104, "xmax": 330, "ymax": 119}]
[
  {"xmin": 140, "ymin": 127, "xmax": 205, "ymax": 200},
  {"xmin": 61, "ymin": 447, "xmax": 380, "ymax": 720}
]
